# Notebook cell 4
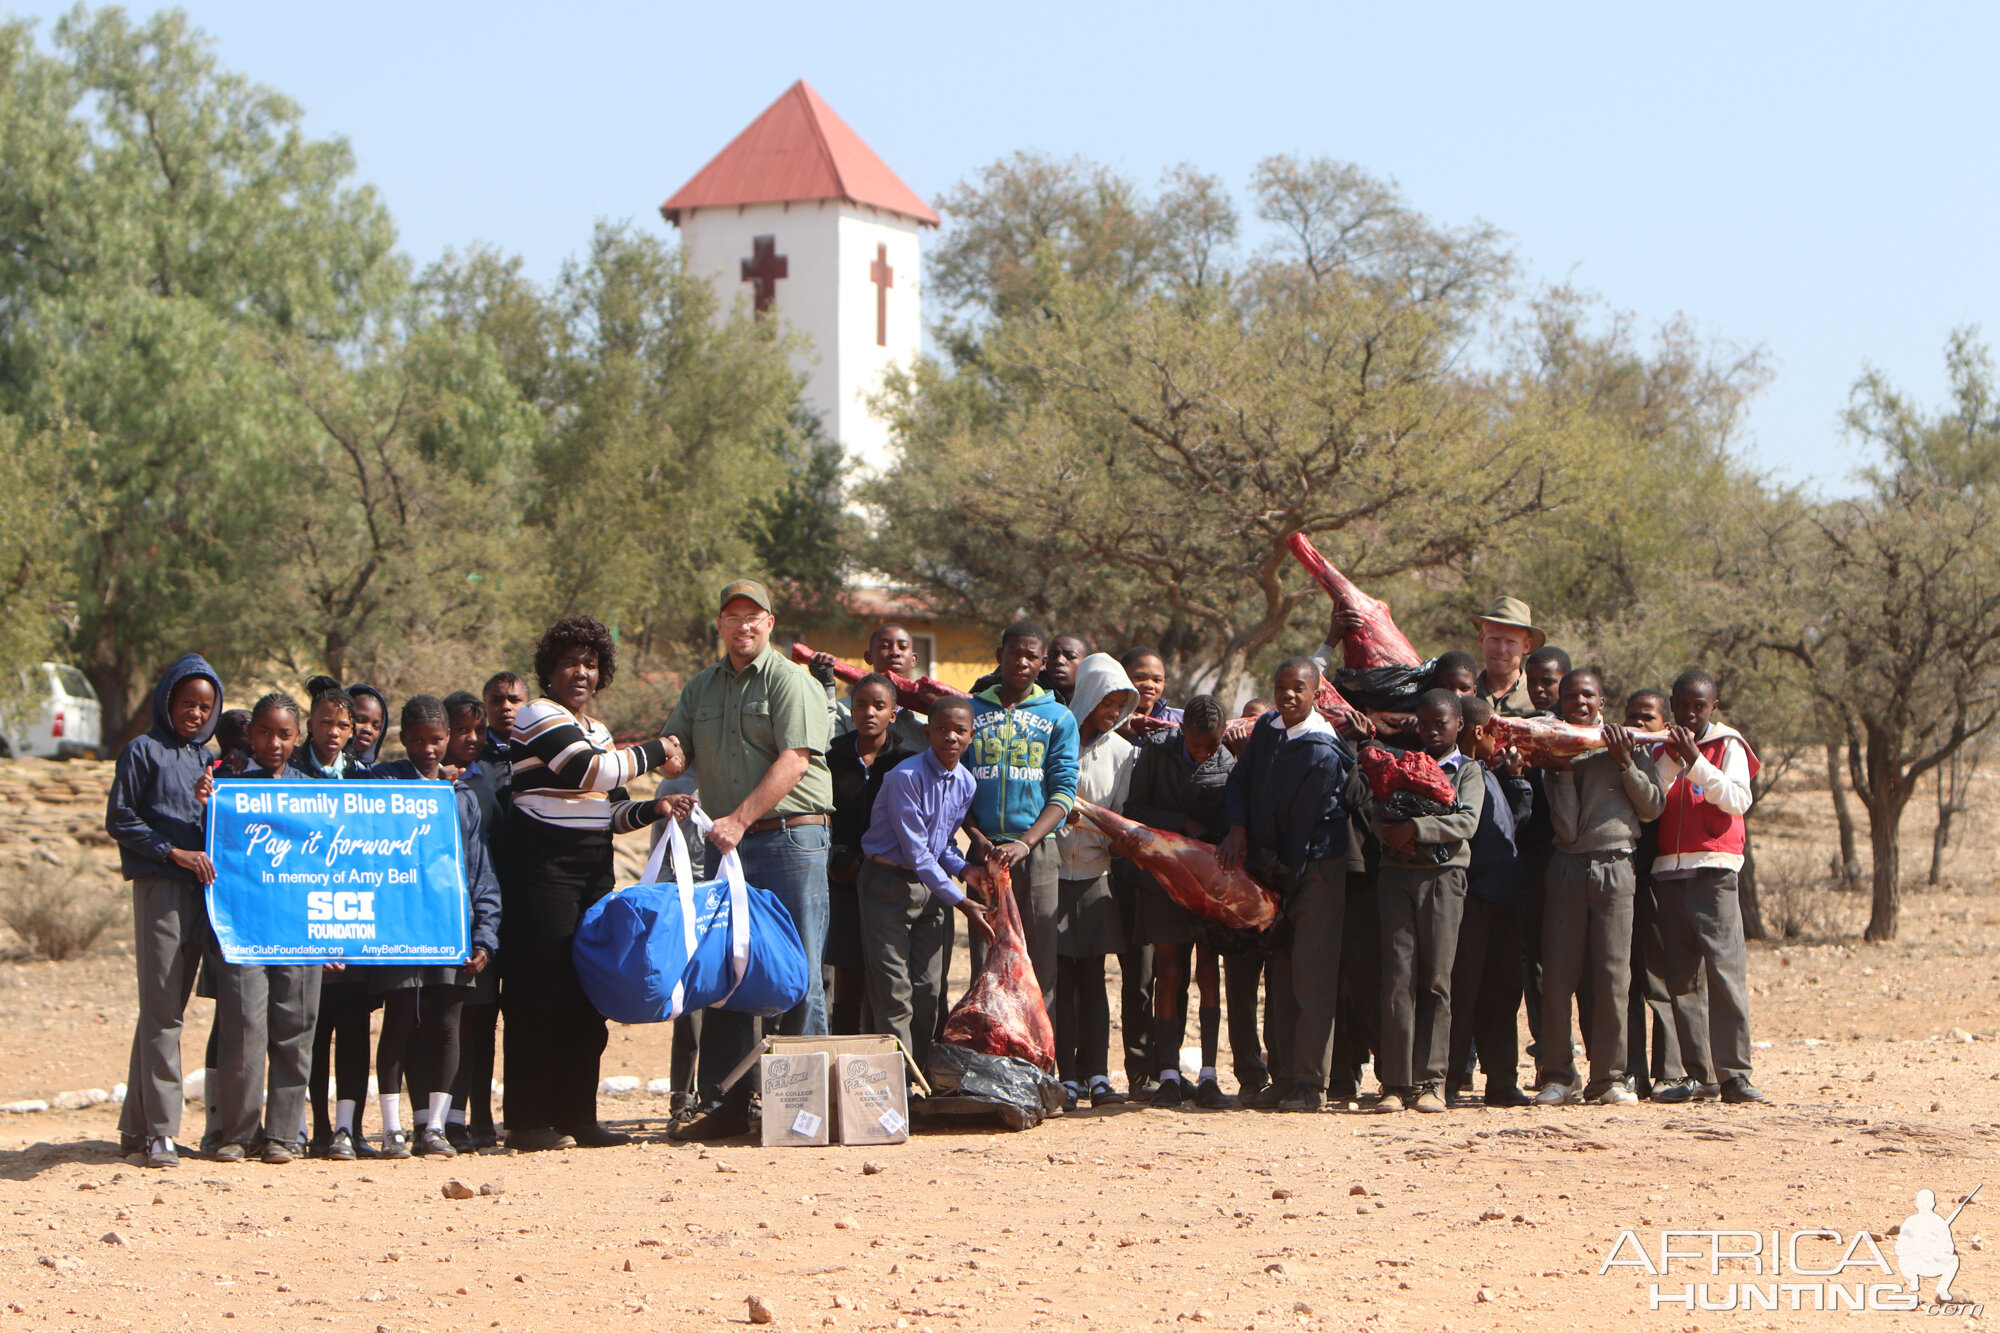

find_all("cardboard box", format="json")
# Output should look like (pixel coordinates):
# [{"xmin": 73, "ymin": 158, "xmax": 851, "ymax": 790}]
[
  {"xmin": 835, "ymin": 1052, "xmax": 910, "ymax": 1146},
  {"xmin": 760, "ymin": 1051, "xmax": 831, "ymax": 1148},
  {"xmin": 720, "ymin": 1034, "xmax": 930, "ymax": 1097}
]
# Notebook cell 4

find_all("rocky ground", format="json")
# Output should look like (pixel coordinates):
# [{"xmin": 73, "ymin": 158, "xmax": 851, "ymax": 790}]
[{"xmin": 0, "ymin": 758, "xmax": 1995, "ymax": 1329}]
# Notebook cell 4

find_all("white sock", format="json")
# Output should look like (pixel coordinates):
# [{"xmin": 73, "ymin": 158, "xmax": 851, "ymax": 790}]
[
  {"xmin": 335, "ymin": 1099, "xmax": 357, "ymax": 1134},
  {"xmin": 1159, "ymin": 1068, "xmax": 1181, "ymax": 1084},
  {"xmin": 1200, "ymin": 1066, "xmax": 1217, "ymax": 1083},
  {"xmin": 447, "ymin": 1109, "xmax": 468, "ymax": 1126},
  {"xmin": 428, "ymin": 1091, "xmax": 453, "ymax": 1130},
  {"xmin": 379, "ymin": 1093, "xmax": 402, "ymax": 1135}
]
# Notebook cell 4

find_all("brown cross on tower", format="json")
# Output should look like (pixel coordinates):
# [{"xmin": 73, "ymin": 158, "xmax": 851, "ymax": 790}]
[
  {"xmin": 869, "ymin": 243, "xmax": 893, "ymax": 347},
  {"xmin": 741, "ymin": 235, "xmax": 788, "ymax": 316}
]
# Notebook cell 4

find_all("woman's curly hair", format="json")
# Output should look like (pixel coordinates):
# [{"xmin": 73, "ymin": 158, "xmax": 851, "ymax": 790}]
[{"xmin": 533, "ymin": 615, "xmax": 618, "ymax": 693}]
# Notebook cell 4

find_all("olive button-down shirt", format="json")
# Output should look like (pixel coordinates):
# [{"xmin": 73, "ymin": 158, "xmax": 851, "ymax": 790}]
[{"xmin": 662, "ymin": 644, "xmax": 833, "ymax": 819}]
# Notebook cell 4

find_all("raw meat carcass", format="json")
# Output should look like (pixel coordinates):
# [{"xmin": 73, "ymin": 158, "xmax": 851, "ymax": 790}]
[
  {"xmin": 1120, "ymin": 712, "xmax": 1175, "ymax": 735},
  {"xmin": 1286, "ymin": 533, "xmax": 1422, "ymax": 668},
  {"xmin": 789, "ymin": 642, "xmax": 965, "ymax": 715},
  {"xmin": 1481, "ymin": 715, "xmax": 1671, "ymax": 767},
  {"xmin": 940, "ymin": 862, "xmax": 1057, "ymax": 1072},
  {"xmin": 1359, "ymin": 744, "xmax": 1458, "ymax": 807},
  {"xmin": 1073, "ymin": 800, "xmax": 1280, "ymax": 931}
]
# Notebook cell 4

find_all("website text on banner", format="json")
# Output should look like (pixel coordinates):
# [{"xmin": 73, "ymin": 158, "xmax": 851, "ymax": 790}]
[{"xmin": 204, "ymin": 781, "xmax": 471, "ymax": 965}]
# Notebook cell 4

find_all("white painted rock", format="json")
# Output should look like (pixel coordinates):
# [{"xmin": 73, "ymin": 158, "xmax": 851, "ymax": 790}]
[
  {"xmin": 183, "ymin": 1069, "xmax": 205, "ymax": 1103},
  {"xmin": 52, "ymin": 1089, "xmax": 109, "ymax": 1111},
  {"xmin": 2, "ymin": 1100, "xmax": 49, "ymax": 1114},
  {"xmin": 109, "ymin": 1083, "xmax": 127, "ymax": 1105},
  {"xmin": 599, "ymin": 1076, "xmax": 641, "ymax": 1096},
  {"xmin": 645, "ymin": 1078, "xmax": 672, "ymax": 1095}
]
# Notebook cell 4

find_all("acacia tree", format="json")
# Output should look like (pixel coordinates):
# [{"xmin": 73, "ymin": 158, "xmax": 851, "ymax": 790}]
[
  {"xmin": 1761, "ymin": 334, "xmax": 2000, "ymax": 940},
  {"xmin": 871, "ymin": 155, "xmax": 1565, "ymax": 687}
]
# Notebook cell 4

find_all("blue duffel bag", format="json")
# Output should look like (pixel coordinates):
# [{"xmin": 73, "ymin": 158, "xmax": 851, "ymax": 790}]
[{"xmin": 573, "ymin": 813, "xmax": 809, "ymax": 1024}]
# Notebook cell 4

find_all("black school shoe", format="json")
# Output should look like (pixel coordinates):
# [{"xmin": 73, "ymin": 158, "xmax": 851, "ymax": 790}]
[
  {"xmin": 1193, "ymin": 1079, "xmax": 1231, "ymax": 1110},
  {"xmin": 1149, "ymin": 1078, "xmax": 1185, "ymax": 1108},
  {"xmin": 144, "ymin": 1136, "xmax": 180, "ymax": 1169},
  {"xmin": 326, "ymin": 1127, "xmax": 358, "ymax": 1161},
  {"xmin": 379, "ymin": 1129, "xmax": 413, "ymax": 1160},
  {"xmin": 1088, "ymin": 1082, "xmax": 1128, "ymax": 1108},
  {"xmin": 1720, "ymin": 1077, "xmax": 1769, "ymax": 1105},
  {"xmin": 564, "ymin": 1122, "xmax": 632, "ymax": 1148},
  {"xmin": 1649, "ymin": 1077, "xmax": 1697, "ymax": 1104},
  {"xmin": 1249, "ymin": 1081, "xmax": 1290, "ymax": 1111},
  {"xmin": 417, "ymin": 1125, "xmax": 458, "ymax": 1157},
  {"xmin": 443, "ymin": 1122, "xmax": 471, "ymax": 1153},
  {"xmin": 1483, "ymin": 1084, "xmax": 1533, "ymax": 1107},
  {"xmin": 506, "ymin": 1128, "xmax": 577, "ymax": 1152}
]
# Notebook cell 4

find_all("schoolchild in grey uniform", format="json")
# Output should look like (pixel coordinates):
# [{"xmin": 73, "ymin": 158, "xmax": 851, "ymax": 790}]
[
  {"xmin": 1355, "ymin": 688, "xmax": 1483, "ymax": 1114},
  {"xmin": 1531, "ymin": 669, "xmax": 1664, "ymax": 1106},
  {"xmin": 201, "ymin": 693, "xmax": 324, "ymax": 1163}
]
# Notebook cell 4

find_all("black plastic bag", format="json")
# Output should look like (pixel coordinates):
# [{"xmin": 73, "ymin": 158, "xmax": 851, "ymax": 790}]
[
  {"xmin": 1332, "ymin": 659, "xmax": 1438, "ymax": 714},
  {"xmin": 1379, "ymin": 789, "xmax": 1464, "ymax": 865},
  {"xmin": 922, "ymin": 1043, "xmax": 1067, "ymax": 1131}
]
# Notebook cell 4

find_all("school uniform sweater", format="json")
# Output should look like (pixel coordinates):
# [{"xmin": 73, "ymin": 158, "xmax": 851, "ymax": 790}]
[
  {"xmin": 364, "ymin": 761, "xmax": 503, "ymax": 959},
  {"xmin": 1356, "ymin": 750, "xmax": 1485, "ymax": 870},
  {"xmin": 1649, "ymin": 722, "xmax": 1758, "ymax": 875},
  {"xmin": 1123, "ymin": 730, "xmax": 1234, "ymax": 844},
  {"xmin": 1467, "ymin": 766, "xmax": 1534, "ymax": 904},
  {"xmin": 1222, "ymin": 710, "xmax": 1354, "ymax": 877},
  {"xmin": 1546, "ymin": 749, "xmax": 1666, "ymax": 855},
  {"xmin": 104, "ymin": 654, "xmax": 223, "ymax": 884}
]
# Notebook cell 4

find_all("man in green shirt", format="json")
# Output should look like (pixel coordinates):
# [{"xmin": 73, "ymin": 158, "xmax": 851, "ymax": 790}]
[{"xmin": 661, "ymin": 579, "xmax": 833, "ymax": 1141}]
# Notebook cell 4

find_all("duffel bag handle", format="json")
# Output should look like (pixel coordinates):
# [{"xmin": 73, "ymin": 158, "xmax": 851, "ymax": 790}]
[{"xmin": 685, "ymin": 806, "xmax": 753, "ymax": 1006}]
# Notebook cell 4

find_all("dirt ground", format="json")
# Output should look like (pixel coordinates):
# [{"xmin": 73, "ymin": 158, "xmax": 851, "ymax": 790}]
[{"xmin": 1, "ymin": 759, "xmax": 1998, "ymax": 1329}]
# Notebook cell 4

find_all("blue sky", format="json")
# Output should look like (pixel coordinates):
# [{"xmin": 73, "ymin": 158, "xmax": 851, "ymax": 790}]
[{"xmin": 12, "ymin": 1, "xmax": 1997, "ymax": 489}]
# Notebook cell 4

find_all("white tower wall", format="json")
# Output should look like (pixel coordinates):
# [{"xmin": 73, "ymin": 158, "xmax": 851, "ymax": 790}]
[{"xmin": 677, "ymin": 199, "xmax": 923, "ymax": 476}]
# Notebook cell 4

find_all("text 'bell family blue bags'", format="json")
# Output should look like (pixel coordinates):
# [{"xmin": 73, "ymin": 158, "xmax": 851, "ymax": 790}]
[
  {"xmin": 573, "ymin": 812, "xmax": 809, "ymax": 1024},
  {"xmin": 205, "ymin": 780, "xmax": 471, "ymax": 965}
]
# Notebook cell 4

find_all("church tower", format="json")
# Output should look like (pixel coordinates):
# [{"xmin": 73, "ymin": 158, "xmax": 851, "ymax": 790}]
[{"xmin": 662, "ymin": 81, "xmax": 938, "ymax": 476}]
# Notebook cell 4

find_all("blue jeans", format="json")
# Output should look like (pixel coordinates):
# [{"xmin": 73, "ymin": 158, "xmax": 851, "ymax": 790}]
[{"xmin": 696, "ymin": 822, "xmax": 830, "ymax": 1109}]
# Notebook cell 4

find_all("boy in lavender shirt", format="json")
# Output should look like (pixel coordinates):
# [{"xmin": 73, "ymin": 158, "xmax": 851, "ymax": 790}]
[{"xmin": 858, "ymin": 698, "xmax": 994, "ymax": 1072}]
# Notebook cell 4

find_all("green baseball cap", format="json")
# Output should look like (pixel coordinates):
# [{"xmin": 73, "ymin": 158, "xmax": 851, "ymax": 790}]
[{"xmin": 718, "ymin": 579, "xmax": 774, "ymax": 613}]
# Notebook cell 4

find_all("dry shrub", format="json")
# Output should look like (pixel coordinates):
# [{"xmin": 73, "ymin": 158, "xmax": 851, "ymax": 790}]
[
  {"xmin": 1, "ymin": 851, "xmax": 123, "ymax": 960},
  {"xmin": 1753, "ymin": 845, "xmax": 1868, "ymax": 941}
]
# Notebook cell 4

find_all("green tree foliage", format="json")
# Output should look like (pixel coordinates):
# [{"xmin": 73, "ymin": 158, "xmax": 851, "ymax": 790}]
[
  {"xmin": 871, "ymin": 153, "xmax": 1564, "ymax": 688},
  {"xmin": 0, "ymin": 7, "xmax": 400, "ymax": 736},
  {"xmin": 0, "ymin": 11, "xmax": 838, "ymax": 738}
]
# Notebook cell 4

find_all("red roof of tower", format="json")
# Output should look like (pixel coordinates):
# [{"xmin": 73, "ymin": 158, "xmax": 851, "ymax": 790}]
[{"xmin": 661, "ymin": 80, "xmax": 939, "ymax": 228}]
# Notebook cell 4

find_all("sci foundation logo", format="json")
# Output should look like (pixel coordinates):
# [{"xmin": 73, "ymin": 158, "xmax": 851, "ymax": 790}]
[{"xmin": 1597, "ymin": 1184, "xmax": 1981, "ymax": 1315}]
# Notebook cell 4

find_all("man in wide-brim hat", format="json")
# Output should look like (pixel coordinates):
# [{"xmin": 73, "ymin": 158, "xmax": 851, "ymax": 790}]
[{"xmin": 1471, "ymin": 596, "xmax": 1546, "ymax": 718}]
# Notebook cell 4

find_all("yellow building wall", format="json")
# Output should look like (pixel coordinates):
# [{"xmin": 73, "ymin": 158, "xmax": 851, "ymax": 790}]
[{"xmin": 787, "ymin": 617, "xmax": 998, "ymax": 693}]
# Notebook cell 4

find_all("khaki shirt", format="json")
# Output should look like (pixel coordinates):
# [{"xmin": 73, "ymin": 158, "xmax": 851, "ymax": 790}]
[
  {"xmin": 1475, "ymin": 669, "xmax": 1536, "ymax": 718},
  {"xmin": 663, "ymin": 644, "xmax": 833, "ymax": 819}
]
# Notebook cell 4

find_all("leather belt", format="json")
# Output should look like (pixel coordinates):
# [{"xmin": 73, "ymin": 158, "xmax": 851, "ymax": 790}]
[
  {"xmin": 868, "ymin": 853, "xmax": 914, "ymax": 871},
  {"xmin": 746, "ymin": 812, "xmax": 829, "ymax": 834}
]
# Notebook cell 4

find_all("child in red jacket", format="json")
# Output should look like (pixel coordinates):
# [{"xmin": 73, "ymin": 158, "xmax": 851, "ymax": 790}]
[{"xmin": 1650, "ymin": 670, "xmax": 1765, "ymax": 1105}]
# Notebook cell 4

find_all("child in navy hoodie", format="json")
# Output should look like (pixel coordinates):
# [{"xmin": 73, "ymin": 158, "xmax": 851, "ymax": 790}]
[{"xmin": 108, "ymin": 653, "xmax": 223, "ymax": 1168}]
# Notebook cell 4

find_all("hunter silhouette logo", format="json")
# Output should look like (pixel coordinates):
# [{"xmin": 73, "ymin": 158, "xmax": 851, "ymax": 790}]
[
  {"xmin": 1896, "ymin": 1184, "xmax": 1978, "ymax": 1303},
  {"xmin": 1599, "ymin": 1181, "xmax": 1983, "ymax": 1314}
]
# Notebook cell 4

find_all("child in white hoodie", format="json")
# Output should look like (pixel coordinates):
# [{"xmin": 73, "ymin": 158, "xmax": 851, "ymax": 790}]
[{"xmin": 1053, "ymin": 654, "xmax": 1139, "ymax": 1107}]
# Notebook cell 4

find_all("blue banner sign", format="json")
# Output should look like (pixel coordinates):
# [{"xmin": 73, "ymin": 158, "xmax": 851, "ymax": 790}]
[{"xmin": 205, "ymin": 780, "xmax": 469, "ymax": 965}]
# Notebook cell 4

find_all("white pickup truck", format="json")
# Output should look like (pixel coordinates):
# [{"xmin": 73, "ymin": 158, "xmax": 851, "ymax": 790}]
[{"xmin": 2, "ymin": 663, "xmax": 105, "ymax": 760}]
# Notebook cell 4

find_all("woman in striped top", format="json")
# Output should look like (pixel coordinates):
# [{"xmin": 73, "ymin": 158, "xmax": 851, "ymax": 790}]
[{"xmin": 498, "ymin": 615, "xmax": 688, "ymax": 1152}]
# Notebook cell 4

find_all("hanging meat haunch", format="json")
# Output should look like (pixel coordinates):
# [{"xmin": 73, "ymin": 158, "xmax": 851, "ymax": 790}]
[
  {"xmin": 939, "ymin": 862, "xmax": 1057, "ymax": 1072},
  {"xmin": 789, "ymin": 642, "xmax": 965, "ymax": 715},
  {"xmin": 1285, "ymin": 533, "xmax": 1422, "ymax": 668},
  {"xmin": 1481, "ymin": 715, "xmax": 1671, "ymax": 767},
  {"xmin": 1073, "ymin": 800, "xmax": 1280, "ymax": 932}
]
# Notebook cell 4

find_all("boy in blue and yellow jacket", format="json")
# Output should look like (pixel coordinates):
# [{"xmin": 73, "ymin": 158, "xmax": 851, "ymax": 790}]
[{"xmin": 964, "ymin": 621, "xmax": 1080, "ymax": 1014}]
